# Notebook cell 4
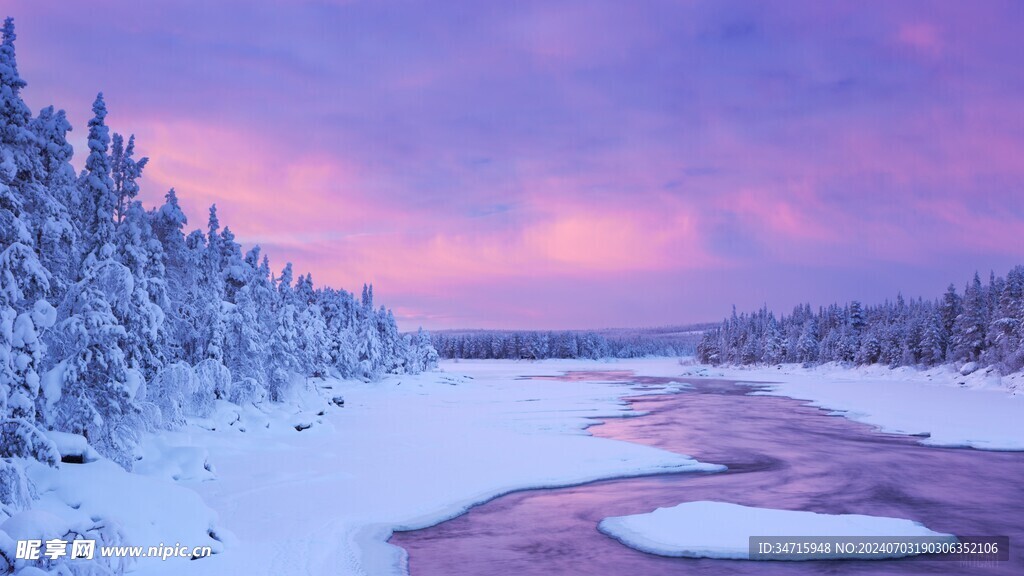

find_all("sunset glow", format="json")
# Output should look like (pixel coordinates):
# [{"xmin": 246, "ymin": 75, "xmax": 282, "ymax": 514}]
[{"xmin": 12, "ymin": 0, "xmax": 1024, "ymax": 329}]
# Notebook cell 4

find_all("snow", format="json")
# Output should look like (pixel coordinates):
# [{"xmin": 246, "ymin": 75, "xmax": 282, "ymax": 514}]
[
  {"xmin": 598, "ymin": 501, "xmax": 953, "ymax": 559},
  {"xmin": 134, "ymin": 361, "xmax": 720, "ymax": 576},
  {"xmin": 25, "ymin": 461, "xmax": 222, "ymax": 549},
  {"xmin": 133, "ymin": 435, "xmax": 216, "ymax": 483},
  {"xmin": 4, "ymin": 458, "xmax": 224, "ymax": 574},
  {"xmin": 1, "ymin": 510, "xmax": 69, "ymax": 543},
  {"xmin": 683, "ymin": 362, "xmax": 1024, "ymax": 450},
  {"xmin": 43, "ymin": 430, "xmax": 100, "ymax": 463},
  {"xmin": 30, "ymin": 300, "xmax": 55, "ymax": 329},
  {"xmin": 39, "ymin": 360, "xmax": 64, "ymax": 407},
  {"xmin": 959, "ymin": 361, "xmax": 980, "ymax": 376}
]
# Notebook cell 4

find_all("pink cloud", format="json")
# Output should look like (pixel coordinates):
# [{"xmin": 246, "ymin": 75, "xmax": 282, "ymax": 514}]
[{"xmin": 137, "ymin": 119, "xmax": 382, "ymax": 236}]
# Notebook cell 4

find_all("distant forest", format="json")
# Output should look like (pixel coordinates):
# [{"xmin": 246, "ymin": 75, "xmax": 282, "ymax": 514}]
[
  {"xmin": 432, "ymin": 325, "xmax": 711, "ymax": 360},
  {"xmin": 697, "ymin": 267, "xmax": 1024, "ymax": 373}
]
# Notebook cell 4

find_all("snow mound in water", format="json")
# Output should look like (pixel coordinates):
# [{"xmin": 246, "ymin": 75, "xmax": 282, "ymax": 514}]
[{"xmin": 598, "ymin": 501, "xmax": 953, "ymax": 560}]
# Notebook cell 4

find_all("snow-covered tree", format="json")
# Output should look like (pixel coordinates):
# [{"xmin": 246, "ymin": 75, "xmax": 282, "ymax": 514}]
[
  {"xmin": 295, "ymin": 275, "xmax": 330, "ymax": 377},
  {"xmin": 951, "ymin": 273, "xmax": 987, "ymax": 362},
  {"xmin": 27, "ymin": 106, "xmax": 78, "ymax": 296},
  {"xmin": 696, "ymin": 267, "xmax": 1024, "ymax": 374},
  {"xmin": 219, "ymin": 226, "xmax": 246, "ymax": 303},
  {"xmin": 267, "ymin": 264, "xmax": 301, "ymax": 399},
  {"xmin": 356, "ymin": 313, "xmax": 382, "ymax": 380},
  {"xmin": 0, "ymin": 17, "xmax": 35, "ymax": 254},
  {"xmin": 48, "ymin": 260, "xmax": 147, "ymax": 469},
  {"xmin": 114, "ymin": 201, "xmax": 166, "ymax": 380},
  {"xmin": 110, "ymin": 133, "xmax": 148, "ymax": 224},
  {"xmin": 78, "ymin": 93, "xmax": 117, "ymax": 258},
  {"xmin": 151, "ymin": 188, "xmax": 189, "ymax": 359},
  {"xmin": 794, "ymin": 318, "xmax": 817, "ymax": 363},
  {"xmin": 414, "ymin": 328, "xmax": 438, "ymax": 372},
  {"xmin": 0, "ymin": 243, "xmax": 53, "ymax": 420}
]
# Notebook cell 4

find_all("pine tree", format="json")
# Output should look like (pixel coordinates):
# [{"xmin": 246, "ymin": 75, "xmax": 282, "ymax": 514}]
[
  {"xmin": 49, "ymin": 264, "xmax": 144, "ymax": 469},
  {"xmin": 0, "ymin": 18, "xmax": 37, "ymax": 186},
  {"xmin": 0, "ymin": 17, "xmax": 34, "ymax": 253},
  {"xmin": 919, "ymin": 311, "xmax": 945, "ymax": 366},
  {"xmin": 796, "ymin": 319, "xmax": 818, "ymax": 363},
  {"xmin": 951, "ymin": 273, "xmax": 987, "ymax": 362},
  {"xmin": 176, "ymin": 229, "xmax": 210, "ymax": 362},
  {"xmin": 110, "ymin": 133, "xmax": 148, "ymax": 224},
  {"xmin": 296, "ymin": 274, "xmax": 330, "ymax": 377},
  {"xmin": 0, "ymin": 20, "xmax": 60, "ymax": 427},
  {"xmin": 758, "ymin": 316, "xmax": 782, "ymax": 364},
  {"xmin": 990, "ymin": 267, "xmax": 1024, "ymax": 370},
  {"xmin": 267, "ymin": 263, "xmax": 300, "ymax": 399},
  {"xmin": 416, "ymin": 327, "xmax": 438, "ymax": 371},
  {"xmin": 355, "ymin": 306, "xmax": 381, "ymax": 380},
  {"xmin": 223, "ymin": 282, "xmax": 266, "ymax": 389},
  {"xmin": 151, "ymin": 188, "xmax": 189, "ymax": 359},
  {"xmin": 78, "ymin": 94, "xmax": 117, "ymax": 258},
  {"xmin": 939, "ymin": 284, "xmax": 960, "ymax": 358},
  {"xmin": 0, "ymin": 243, "xmax": 54, "ymax": 420},
  {"xmin": 27, "ymin": 106, "xmax": 78, "ymax": 296},
  {"xmin": 114, "ymin": 201, "xmax": 167, "ymax": 380},
  {"xmin": 222, "ymin": 246, "xmax": 272, "ymax": 398},
  {"xmin": 219, "ymin": 226, "xmax": 245, "ymax": 303}
]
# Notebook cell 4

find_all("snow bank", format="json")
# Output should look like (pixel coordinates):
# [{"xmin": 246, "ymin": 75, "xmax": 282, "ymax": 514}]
[
  {"xmin": 683, "ymin": 362, "xmax": 1024, "ymax": 450},
  {"xmin": 26, "ymin": 459, "xmax": 223, "ymax": 552},
  {"xmin": 598, "ymin": 501, "xmax": 952, "ymax": 560},
  {"xmin": 43, "ymin": 430, "xmax": 100, "ymax": 463},
  {"xmin": 0, "ymin": 457, "xmax": 225, "ymax": 574}
]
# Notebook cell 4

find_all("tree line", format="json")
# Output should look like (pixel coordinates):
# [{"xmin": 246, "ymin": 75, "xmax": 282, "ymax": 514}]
[
  {"xmin": 697, "ymin": 267, "xmax": 1024, "ymax": 373},
  {"xmin": 433, "ymin": 329, "xmax": 698, "ymax": 360}
]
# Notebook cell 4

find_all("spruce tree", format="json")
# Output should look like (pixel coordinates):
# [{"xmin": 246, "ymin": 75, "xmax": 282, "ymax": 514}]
[
  {"xmin": 78, "ymin": 94, "xmax": 118, "ymax": 258},
  {"xmin": 27, "ymin": 106, "xmax": 78, "ymax": 296},
  {"xmin": 0, "ymin": 243, "xmax": 54, "ymax": 420},
  {"xmin": 110, "ymin": 133, "xmax": 148, "ymax": 224},
  {"xmin": 49, "ymin": 265, "xmax": 143, "ymax": 469},
  {"xmin": 951, "ymin": 273, "xmax": 987, "ymax": 362}
]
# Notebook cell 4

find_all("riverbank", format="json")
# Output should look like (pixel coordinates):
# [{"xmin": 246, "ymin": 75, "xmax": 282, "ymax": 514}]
[
  {"xmin": 680, "ymin": 361, "xmax": 1024, "ymax": 450},
  {"xmin": 441, "ymin": 357, "xmax": 1024, "ymax": 450}
]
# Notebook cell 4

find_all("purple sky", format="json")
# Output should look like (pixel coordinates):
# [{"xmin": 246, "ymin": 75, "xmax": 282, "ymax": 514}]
[{"xmin": 9, "ymin": 1, "xmax": 1024, "ymax": 329}]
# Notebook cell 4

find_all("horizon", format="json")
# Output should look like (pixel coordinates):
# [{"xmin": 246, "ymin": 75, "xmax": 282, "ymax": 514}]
[{"xmin": 9, "ymin": 1, "xmax": 1024, "ymax": 330}]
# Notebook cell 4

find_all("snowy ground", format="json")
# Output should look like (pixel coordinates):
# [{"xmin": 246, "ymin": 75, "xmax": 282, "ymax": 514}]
[
  {"xmin": 47, "ymin": 360, "xmax": 717, "ymax": 576},
  {"xmin": 9, "ymin": 357, "xmax": 1024, "ymax": 575},
  {"xmin": 598, "ymin": 501, "xmax": 953, "ymax": 560},
  {"xmin": 681, "ymin": 361, "xmax": 1024, "ymax": 450}
]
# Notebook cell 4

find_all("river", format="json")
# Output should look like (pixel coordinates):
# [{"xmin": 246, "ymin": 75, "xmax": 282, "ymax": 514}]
[{"xmin": 390, "ymin": 372, "xmax": 1024, "ymax": 575}]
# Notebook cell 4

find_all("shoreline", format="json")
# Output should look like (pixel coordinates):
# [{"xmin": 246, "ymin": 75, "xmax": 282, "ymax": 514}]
[{"xmin": 682, "ymin": 362, "xmax": 1024, "ymax": 450}]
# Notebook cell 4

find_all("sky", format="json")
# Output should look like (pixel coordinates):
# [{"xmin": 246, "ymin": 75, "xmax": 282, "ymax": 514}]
[{"xmin": 8, "ymin": 1, "xmax": 1024, "ymax": 330}]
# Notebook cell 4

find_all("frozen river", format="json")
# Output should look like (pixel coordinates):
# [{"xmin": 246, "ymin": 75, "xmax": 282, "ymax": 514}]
[{"xmin": 391, "ymin": 372, "xmax": 1024, "ymax": 575}]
